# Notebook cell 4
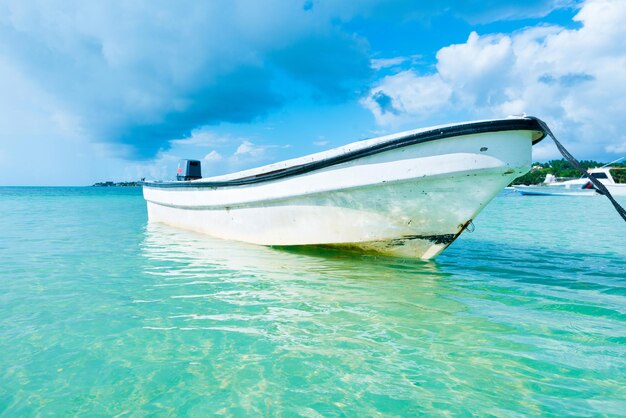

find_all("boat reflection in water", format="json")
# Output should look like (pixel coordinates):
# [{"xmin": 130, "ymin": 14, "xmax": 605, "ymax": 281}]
[
  {"xmin": 134, "ymin": 223, "xmax": 626, "ymax": 416},
  {"xmin": 140, "ymin": 223, "xmax": 446, "ymax": 285},
  {"xmin": 132, "ymin": 224, "xmax": 464, "ymax": 354}
]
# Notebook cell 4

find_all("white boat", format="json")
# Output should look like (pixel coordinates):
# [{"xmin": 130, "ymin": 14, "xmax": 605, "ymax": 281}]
[
  {"xmin": 513, "ymin": 167, "xmax": 626, "ymax": 197},
  {"xmin": 143, "ymin": 116, "xmax": 546, "ymax": 260}
]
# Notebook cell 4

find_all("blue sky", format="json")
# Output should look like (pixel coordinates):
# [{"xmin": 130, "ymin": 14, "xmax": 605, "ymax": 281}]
[{"xmin": 1, "ymin": 0, "xmax": 625, "ymax": 185}]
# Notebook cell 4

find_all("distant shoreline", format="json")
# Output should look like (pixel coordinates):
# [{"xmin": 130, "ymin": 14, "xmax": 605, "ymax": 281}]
[{"xmin": 92, "ymin": 181, "xmax": 141, "ymax": 187}]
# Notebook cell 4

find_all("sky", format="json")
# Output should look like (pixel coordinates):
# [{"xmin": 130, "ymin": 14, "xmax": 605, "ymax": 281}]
[{"xmin": 1, "ymin": 0, "xmax": 625, "ymax": 185}]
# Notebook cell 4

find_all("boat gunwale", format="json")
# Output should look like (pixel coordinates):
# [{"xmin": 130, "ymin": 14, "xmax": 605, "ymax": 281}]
[{"xmin": 143, "ymin": 117, "xmax": 547, "ymax": 189}]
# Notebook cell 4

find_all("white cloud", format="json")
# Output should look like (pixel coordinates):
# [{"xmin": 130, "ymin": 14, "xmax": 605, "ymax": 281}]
[
  {"xmin": 123, "ymin": 151, "xmax": 181, "ymax": 183},
  {"xmin": 362, "ymin": 71, "xmax": 452, "ymax": 126},
  {"xmin": 0, "ymin": 0, "xmax": 373, "ymax": 159},
  {"xmin": 170, "ymin": 131, "xmax": 228, "ymax": 147},
  {"xmin": 234, "ymin": 140, "xmax": 266, "ymax": 158},
  {"xmin": 370, "ymin": 55, "xmax": 422, "ymax": 70},
  {"xmin": 371, "ymin": 57, "xmax": 409, "ymax": 70},
  {"xmin": 203, "ymin": 150, "xmax": 223, "ymax": 162},
  {"xmin": 605, "ymin": 141, "xmax": 626, "ymax": 154},
  {"xmin": 0, "ymin": 55, "xmax": 135, "ymax": 185},
  {"xmin": 436, "ymin": 31, "xmax": 516, "ymax": 107},
  {"xmin": 362, "ymin": 0, "xmax": 626, "ymax": 160}
]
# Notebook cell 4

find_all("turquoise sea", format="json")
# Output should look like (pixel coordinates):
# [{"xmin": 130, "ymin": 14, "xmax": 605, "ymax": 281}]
[{"xmin": 1, "ymin": 186, "xmax": 625, "ymax": 416}]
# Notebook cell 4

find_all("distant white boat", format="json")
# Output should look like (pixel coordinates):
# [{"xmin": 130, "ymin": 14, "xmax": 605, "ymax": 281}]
[
  {"xmin": 143, "ymin": 116, "xmax": 546, "ymax": 260},
  {"xmin": 513, "ymin": 166, "xmax": 626, "ymax": 197}
]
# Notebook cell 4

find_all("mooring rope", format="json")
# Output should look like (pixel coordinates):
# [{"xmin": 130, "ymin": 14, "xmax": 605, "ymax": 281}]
[{"xmin": 532, "ymin": 117, "xmax": 626, "ymax": 223}]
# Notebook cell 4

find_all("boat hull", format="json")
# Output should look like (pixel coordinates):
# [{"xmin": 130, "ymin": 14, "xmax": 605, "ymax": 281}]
[
  {"xmin": 606, "ymin": 184, "xmax": 626, "ymax": 196},
  {"xmin": 513, "ymin": 185, "xmax": 598, "ymax": 196},
  {"xmin": 144, "ymin": 127, "xmax": 538, "ymax": 260}
]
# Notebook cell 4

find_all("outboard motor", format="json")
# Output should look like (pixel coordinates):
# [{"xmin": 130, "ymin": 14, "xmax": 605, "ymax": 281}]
[{"xmin": 176, "ymin": 159, "xmax": 202, "ymax": 181}]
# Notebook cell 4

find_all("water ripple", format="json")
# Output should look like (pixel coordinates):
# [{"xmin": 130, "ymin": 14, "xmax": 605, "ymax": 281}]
[{"xmin": 1, "ymin": 189, "xmax": 625, "ymax": 416}]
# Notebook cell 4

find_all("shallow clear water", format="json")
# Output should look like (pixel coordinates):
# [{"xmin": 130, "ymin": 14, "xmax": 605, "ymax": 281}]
[{"xmin": 1, "ymin": 187, "xmax": 625, "ymax": 416}]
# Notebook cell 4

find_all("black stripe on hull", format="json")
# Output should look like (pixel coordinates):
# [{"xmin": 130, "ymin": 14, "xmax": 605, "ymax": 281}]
[{"xmin": 143, "ymin": 117, "xmax": 546, "ymax": 189}]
